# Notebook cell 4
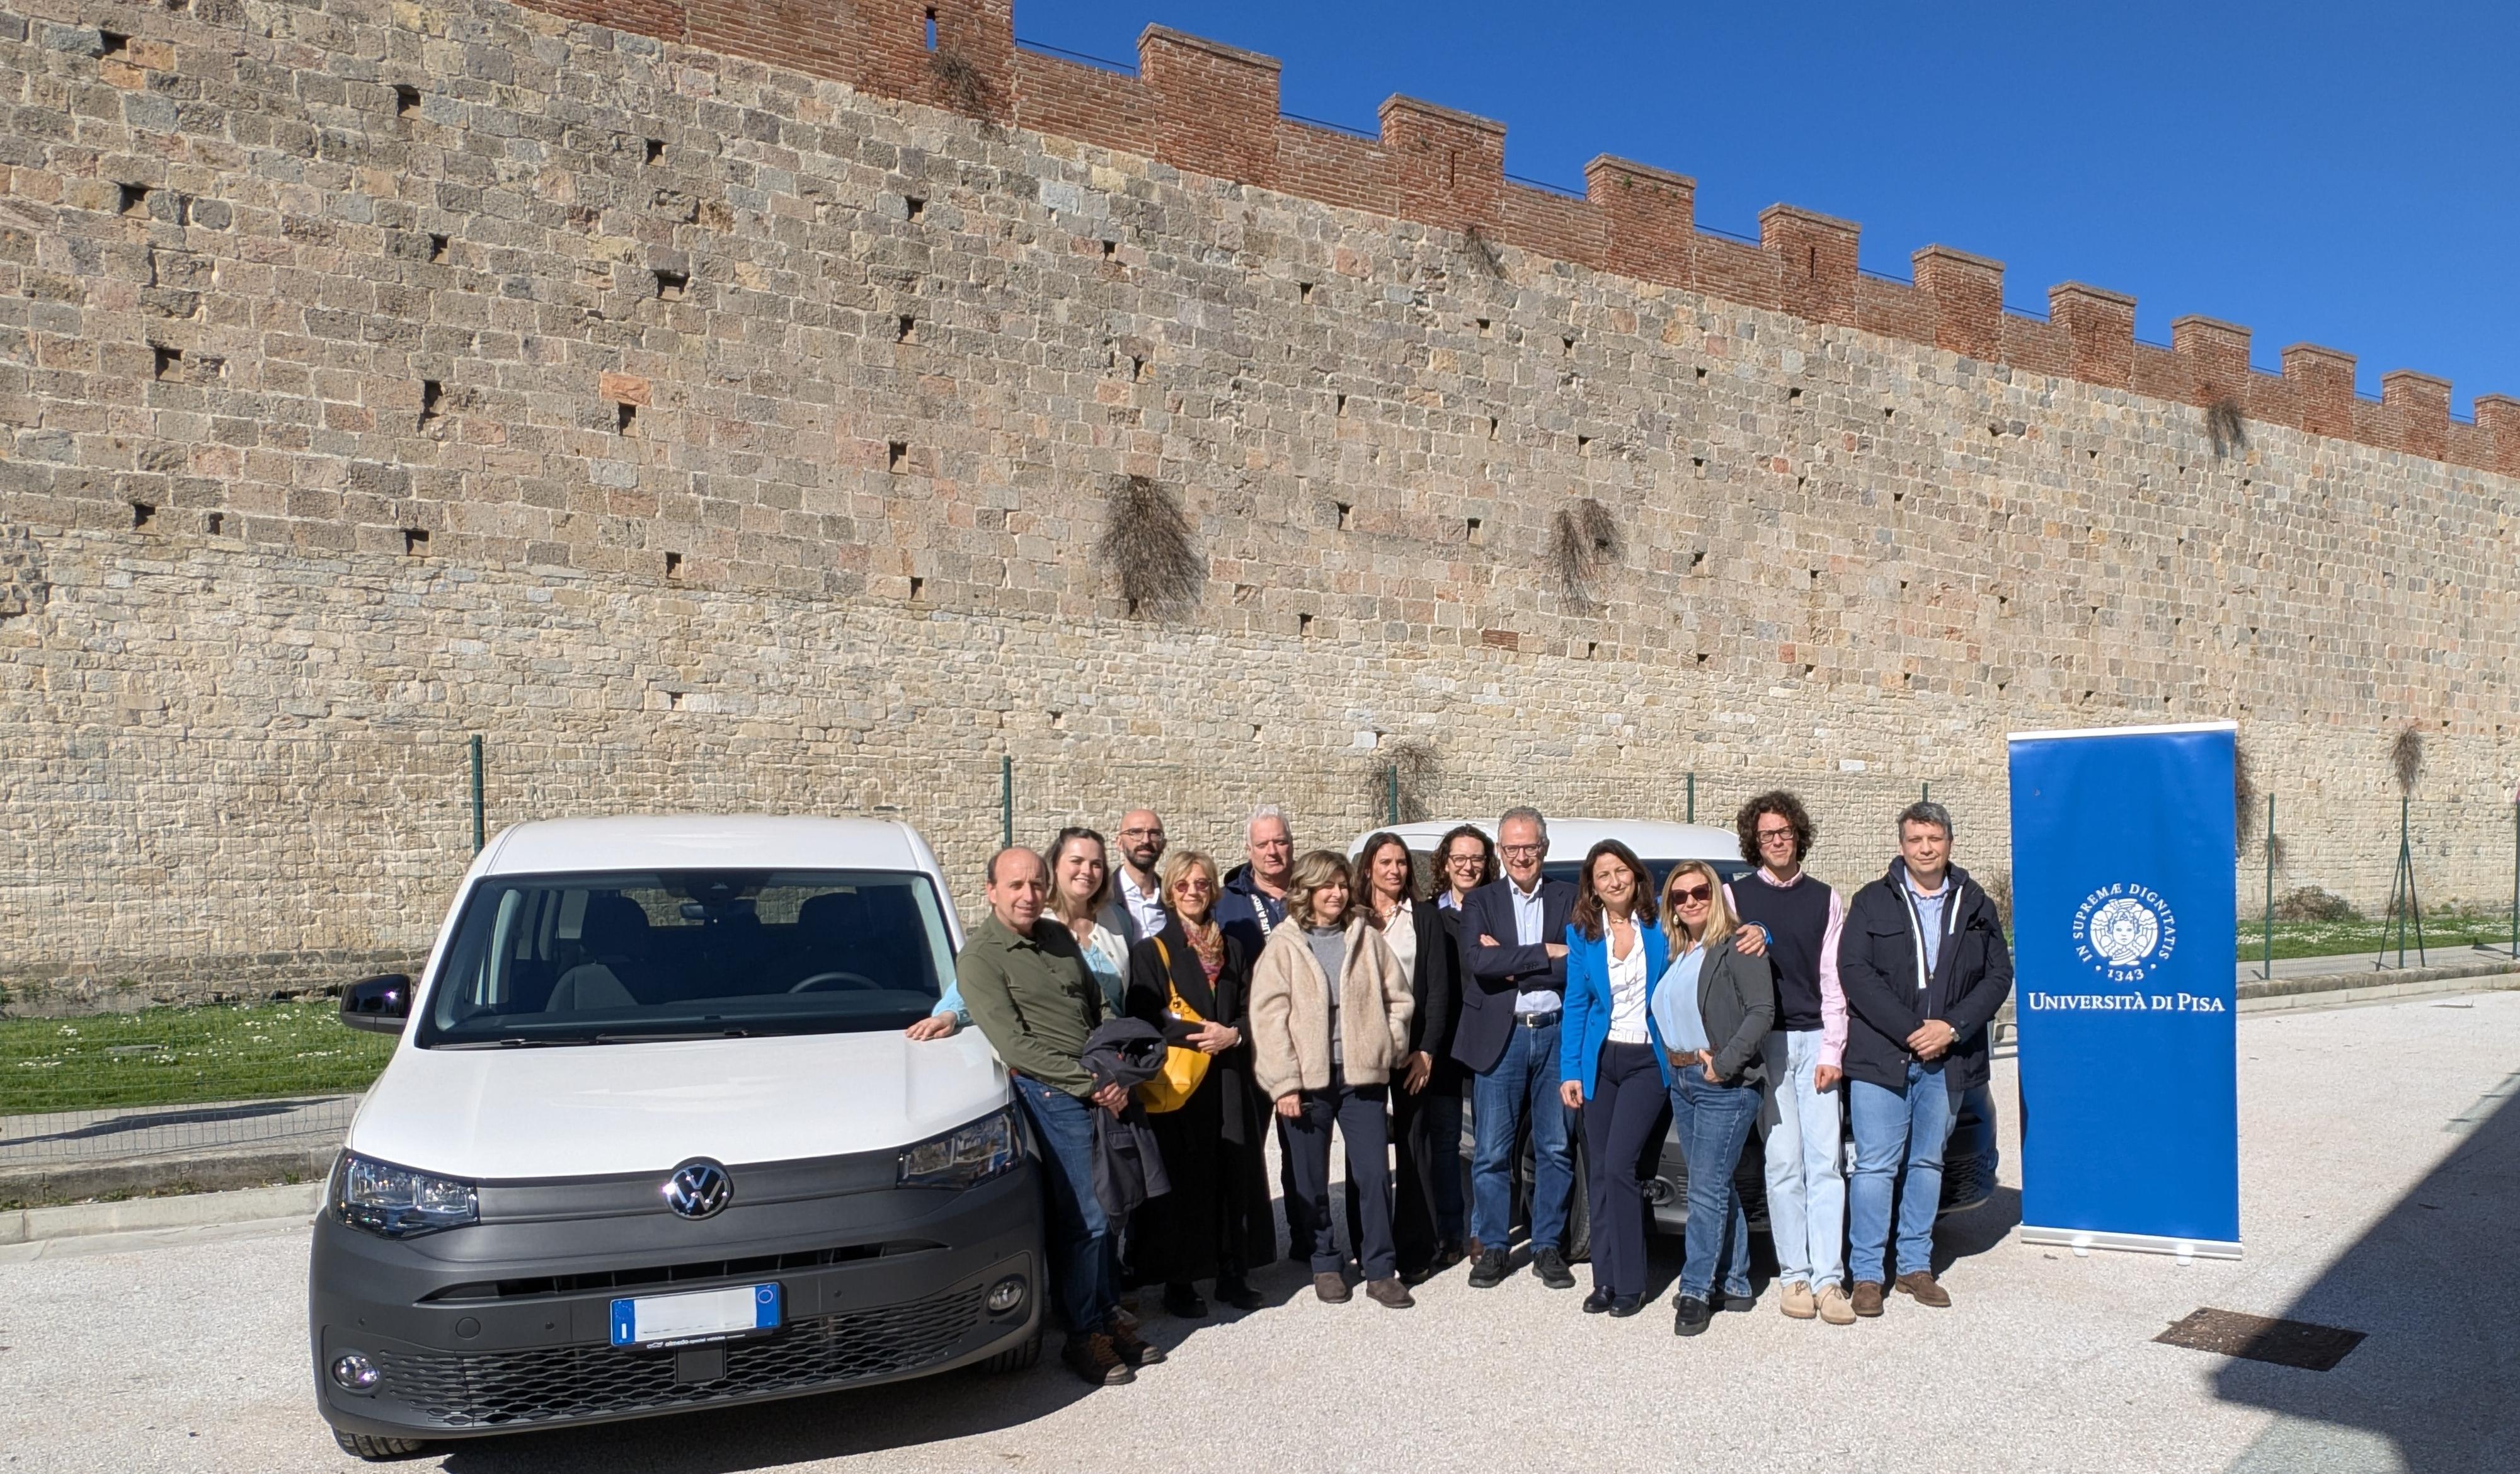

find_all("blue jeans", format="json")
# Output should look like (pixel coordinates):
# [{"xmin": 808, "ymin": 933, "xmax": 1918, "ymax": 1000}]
[
  {"xmin": 1011, "ymin": 1075, "xmax": 1114, "ymax": 1338},
  {"xmin": 1758, "ymin": 1029, "xmax": 1847, "ymax": 1292},
  {"xmin": 1848, "ymin": 1059, "xmax": 1956, "ymax": 1284},
  {"xmin": 1470, "ymin": 1017, "xmax": 1575, "ymax": 1252},
  {"xmin": 1671, "ymin": 1070, "xmax": 1759, "ymax": 1301}
]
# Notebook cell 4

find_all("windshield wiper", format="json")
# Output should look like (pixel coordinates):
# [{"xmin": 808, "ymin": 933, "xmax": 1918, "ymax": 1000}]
[
  {"xmin": 433, "ymin": 1036, "xmax": 590, "ymax": 1049},
  {"xmin": 590, "ymin": 1028, "xmax": 753, "ymax": 1043}
]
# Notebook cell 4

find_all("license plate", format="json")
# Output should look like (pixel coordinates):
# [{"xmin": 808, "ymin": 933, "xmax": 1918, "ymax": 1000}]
[{"xmin": 609, "ymin": 1283, "xmax": 782, "ymax": 1349}]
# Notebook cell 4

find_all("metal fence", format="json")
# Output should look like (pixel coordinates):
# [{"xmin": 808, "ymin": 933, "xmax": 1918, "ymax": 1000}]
[{"xmin": 3, "ymin": 732, "xmax": 2515, "ymax": 1194}]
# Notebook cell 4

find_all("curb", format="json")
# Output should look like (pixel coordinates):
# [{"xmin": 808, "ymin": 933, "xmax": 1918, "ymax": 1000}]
[
  {"xmin": 0, "ymin": 1179, "xmax": 323, "ymax": 1248},
  {"xmin": 0, "ymin": 1145, "xmax": 338, "ymax": 1212}
]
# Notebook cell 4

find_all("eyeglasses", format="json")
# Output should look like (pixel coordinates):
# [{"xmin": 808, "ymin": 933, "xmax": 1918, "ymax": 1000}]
[
  {"xmin": 1755, "ymin": 827, "xmax": 1795, "ymax": 843},
  {"xmin": 1444, "ymin": 851, "xmax": 1486, "ymax": 867},
  {"xmin": 1668, "ymin": 884, "xmax": 1712, "ymax": 904},
  {"xmin": 1498, "ymin": 843, "xmax": 1544, "ymax": 859},
  {"xmin": 1121, "ymin": 827, "xmax": 1165, "ymax": 839},
  {"xmin": 1172, "ymin": 879, "xmax": 1214, "ymax": 895}
]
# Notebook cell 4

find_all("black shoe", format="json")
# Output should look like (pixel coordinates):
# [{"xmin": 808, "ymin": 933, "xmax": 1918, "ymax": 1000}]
[
  {"xmin": 1466, "ymin": 1248, "xmax": 1511, "ymax": 1289},
  {"xmin": 1213, "ymin": 1276, "xmax": 1263, "ymax": 1311},
  {"xmin": 1716, "ymin": 1289, "xmax": 1757, "ymax": 1313},
  {"xmin": 1673, "ymin": 1296, "xmax": 1712, "ymax": 1336},
  {"xmin": 1532, "ymin": 1247, "xmax": 1576, "ymax": 1289},
  {"xmin": 1399, "ymin": 1262, "xmax": 1436, "ymax": 1287},
  {"xmin": 1608, "ymin": 1294, "xmax": 1645, "ymax": 1318},
  {"xmin": 1161, "ymin": 1283, "xmax": 1208, "ymax": 1319},
  {"xmin": 1581, "ymin": 1287, "xmax": 1614, "ymax": 1314}
]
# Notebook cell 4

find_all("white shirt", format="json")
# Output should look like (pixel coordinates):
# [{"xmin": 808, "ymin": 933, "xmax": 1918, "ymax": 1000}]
[
  {"xmin": 1509, "ymin": 874, "xmax": 1561, "ymax": 1015},
  {"xmin": 1114, "ymin": 867, "xmax": 1167, "ymax": 944},
  {"xmin": 1605, "ymin": 920, "xmax": 1649, "ymax": 1043},
  {"xmin": 1380, "ymin": 898, "xmax": 1419, "ymax": 980}
]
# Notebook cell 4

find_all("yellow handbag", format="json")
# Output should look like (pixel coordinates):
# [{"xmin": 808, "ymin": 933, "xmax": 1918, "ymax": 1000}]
[{"xmin": 1135, "ymin": 937, "xmax": 1213, "ymax": 1114}]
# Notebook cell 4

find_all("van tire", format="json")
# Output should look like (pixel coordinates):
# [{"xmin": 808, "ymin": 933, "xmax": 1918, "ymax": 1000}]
[
  {"xmin": 975, "ymin": 1322, "xmax": 1043, "ymax": 1374},
  {"xmin": 331, "ymin": 1429, "xmax": 428, "ymax": 1461}
]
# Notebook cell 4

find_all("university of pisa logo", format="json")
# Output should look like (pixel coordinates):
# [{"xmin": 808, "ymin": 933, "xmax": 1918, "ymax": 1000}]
[{"xmin": 2071, "ymin": 883, "xmax": 2177, "ymax": 984}]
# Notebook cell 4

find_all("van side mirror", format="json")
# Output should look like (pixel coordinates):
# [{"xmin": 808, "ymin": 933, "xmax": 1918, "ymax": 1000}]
[{"xmin": 341, "ymin": 974, "xmax": 412, "ymax": 1034}]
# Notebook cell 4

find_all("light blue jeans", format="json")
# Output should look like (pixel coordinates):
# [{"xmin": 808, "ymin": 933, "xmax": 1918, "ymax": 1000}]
[
  {"xmin": 1469, "ymin": 1017, "xmax": 1575, "ymax": 1253},
  {"xmin": 1671, "ymin": 1070, "xmax": 1759, "ymax": 1302},
  {"xmin": 1758, "ymin": 1029, "xmax": 1847, "ymax": 1292},
  {"xmin": 1848, "ymin": 1058, "xmax": 1956, "ymax": 1284}
]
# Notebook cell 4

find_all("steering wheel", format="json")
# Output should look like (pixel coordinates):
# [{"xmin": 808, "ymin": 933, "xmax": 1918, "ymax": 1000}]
[{"xmin": 789, "ymin": 971, "xmax": 883, "ymax": 993}]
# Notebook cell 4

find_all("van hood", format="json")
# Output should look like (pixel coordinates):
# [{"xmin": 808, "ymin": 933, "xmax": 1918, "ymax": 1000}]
[{"xmin": 344, "ymin": 1030, "xmax": 1009, "ymax": 1181}]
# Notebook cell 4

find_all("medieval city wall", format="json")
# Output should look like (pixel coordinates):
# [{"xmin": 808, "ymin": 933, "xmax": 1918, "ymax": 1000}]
[{"xmin": 2, "ymin": 0, "xmax": 2514, "ymax": 1009}]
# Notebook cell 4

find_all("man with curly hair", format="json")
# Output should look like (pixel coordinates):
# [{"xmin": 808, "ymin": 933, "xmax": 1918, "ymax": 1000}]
[{"xmin": 1727, "ymin": 791, "xmax": 1855, "ymax": 1326}]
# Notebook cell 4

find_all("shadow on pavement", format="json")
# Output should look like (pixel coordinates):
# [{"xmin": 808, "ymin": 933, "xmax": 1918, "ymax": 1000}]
[
  {"xmin": 0, "ymin": 1097, "xmax": 311, "ymax": 1149},
  {"xmin": 2215, "ymin": 1074, "xmax": 2520, "ymax": 1473}
]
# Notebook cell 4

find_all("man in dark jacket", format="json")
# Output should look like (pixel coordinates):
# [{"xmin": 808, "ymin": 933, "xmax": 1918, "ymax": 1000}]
[
  {"xmin": 1835, "ymin": 801, "xmax": 2013, "ymax": 1317},
  {"xmin": 1454, "ymin": 807, "xmax": 1579, "ymax": 1291},
  {"xmin": 1215, "ymin": 805, "xmax": 1295, "ymax": 961}
]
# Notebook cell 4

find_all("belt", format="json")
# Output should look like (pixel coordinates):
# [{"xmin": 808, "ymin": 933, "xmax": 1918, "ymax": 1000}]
[{"xmin": 1512, "ymin": 1010, "xmax": 1562, "ymax": 1029}]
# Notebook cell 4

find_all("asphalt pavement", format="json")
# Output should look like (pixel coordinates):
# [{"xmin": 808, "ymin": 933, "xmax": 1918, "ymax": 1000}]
[{"xmin": 1, "ymin": 990, "xmax": 2512, "ymax": 1474}]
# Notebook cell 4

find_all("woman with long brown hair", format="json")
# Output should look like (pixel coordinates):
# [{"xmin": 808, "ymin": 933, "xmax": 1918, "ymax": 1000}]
[
  {"xmin": 1350, "ymin": 831, "xmax": 1459, "ymax": 1282},
  {"xmin": 1554, "ymin": 839, "xmax": 1670, "ymax": 1317},
  {"xmin": 1121, "ymin": 850, "xmax": 1274, "ymax": 1316},
  {"xmin": 1652, "ymin": 859, "xmax": 1776, "ymax": 1337}
]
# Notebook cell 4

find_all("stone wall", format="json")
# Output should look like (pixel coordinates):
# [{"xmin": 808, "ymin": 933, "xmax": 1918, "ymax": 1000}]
[{"xmin": 1, "ymin": 0, "xmax": 2516, "ymax": 1008}]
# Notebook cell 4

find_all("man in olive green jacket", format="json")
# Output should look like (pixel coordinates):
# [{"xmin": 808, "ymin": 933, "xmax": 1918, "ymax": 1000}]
[{"xmin": 956, "ymin": 846, "xmax": 1158, "ymax": 1387}]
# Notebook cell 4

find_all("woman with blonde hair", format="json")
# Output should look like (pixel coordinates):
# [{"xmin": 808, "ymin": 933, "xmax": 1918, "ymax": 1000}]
[
  {"xmin": 1650, "ymin": 859, "xmax": 1777, "ymax": 1338},
  {"xmin": 1249, "ymin": 848, "xmax": 1416, "ymax": 1308},
  {"xmin": 1123, "ymin": 850, "xmax": 1274, "ymax": 1316}
]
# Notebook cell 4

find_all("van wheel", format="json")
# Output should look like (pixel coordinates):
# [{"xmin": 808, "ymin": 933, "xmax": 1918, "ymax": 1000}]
[
  {"xmin": 331, "ymin": 1429, "xmax": 428, "ymax": 1461},
  {"xmin": 975, "ymin": 1322, "xmax": 1043, "ymax": 1374}
]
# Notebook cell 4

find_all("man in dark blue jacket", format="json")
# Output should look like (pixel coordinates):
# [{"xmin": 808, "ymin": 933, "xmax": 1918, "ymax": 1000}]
[
  {"xmin": 1453, "ymin": 806, "xmax": 1579, "ymax": 1289},
  {"xmin": 1835, "ymin": 801, "xmax": 2013, "ymax": 1317},
  {"xmin": 1215, "ymin": 804, "xmax": 1294, "ymax": 961}
]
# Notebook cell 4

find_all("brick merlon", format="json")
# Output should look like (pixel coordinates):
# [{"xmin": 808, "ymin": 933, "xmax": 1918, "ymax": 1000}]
[
  {"xmin": 1759, "ymin": 203, "xmax": 1860, "ymax": 237},
  {"xmin": 1137, "ymin": 25, "xmax": 1281, "ymax": 72},
  {"xmin": 1583, "ymin": 155, "xmax": 1697, "ymax": 194},
  {"xmin": 1376, "ymin": 94, "xmax": 1506, "ymax": 137}
]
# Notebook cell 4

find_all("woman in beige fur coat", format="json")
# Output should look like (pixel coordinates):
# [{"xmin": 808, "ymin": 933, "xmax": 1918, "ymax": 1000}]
[{"xmin": 1249, "ymin": 848, "xmax": 1416, "ymax": 1308}]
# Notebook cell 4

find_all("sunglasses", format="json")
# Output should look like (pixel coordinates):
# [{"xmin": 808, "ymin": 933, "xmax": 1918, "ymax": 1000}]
[{"xmin": 1667, "ymin": 883, "xmax": 1712, "ymax": 904}]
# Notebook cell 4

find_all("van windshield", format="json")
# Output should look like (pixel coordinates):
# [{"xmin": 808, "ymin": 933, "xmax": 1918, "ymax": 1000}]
[{"xmin": 416, "ymin": 869, "xmax": 953, "ymax": 1048}]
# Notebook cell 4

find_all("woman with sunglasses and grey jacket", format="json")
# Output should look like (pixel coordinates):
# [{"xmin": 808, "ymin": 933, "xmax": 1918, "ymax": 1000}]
[{"xmin": 1650, "ymin": 859, "xmax": 1777, "ymax": 1338}]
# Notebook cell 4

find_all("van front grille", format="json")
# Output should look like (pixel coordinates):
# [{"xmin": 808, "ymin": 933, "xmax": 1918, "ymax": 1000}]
[
  {"xmin": 376, "ymin": 1284, "xmax": 988, "ymax": 1428},
  {"xmin": 422, "ymin": 1239, "xmax": 941, "ymax": 1303}
]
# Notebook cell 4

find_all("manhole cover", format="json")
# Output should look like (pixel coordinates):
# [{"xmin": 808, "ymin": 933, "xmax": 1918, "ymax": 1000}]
[{"xmin": 2155, "ymin": 1308, "xmax": 2365, "ymax": 1371}]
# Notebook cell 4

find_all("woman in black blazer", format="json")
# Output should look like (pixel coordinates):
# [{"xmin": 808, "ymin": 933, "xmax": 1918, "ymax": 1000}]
[
  {"xmin": 1123, "ymin": 850, "xmax": 1276, "ymax": 1316},
  {"xmin": 1353, "ymin": 830, "xmax": 1462, "ymax": 1282}
]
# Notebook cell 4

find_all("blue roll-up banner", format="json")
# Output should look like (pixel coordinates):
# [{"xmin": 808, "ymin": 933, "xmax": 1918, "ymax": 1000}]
[{"xmin": 2010, "ymin": 721, "xmax": 2241, "ymax": 1259}]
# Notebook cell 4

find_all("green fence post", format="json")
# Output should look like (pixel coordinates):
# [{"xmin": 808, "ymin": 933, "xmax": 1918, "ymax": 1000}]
[
  {"xmin": 1000, "ymin": 756, "xmax": 1014, "ymax": 849},
  {"xmin": 1922, "ymin": 780, "xmax": 1930, "ymax": 804},
  {"xmin": 2510, "ymin": 790, "xmax": 2517, "ymax": 959},
  {"xmin": 1686, "ymin": 771, "xmax": 1695, "ymax": 825},
  {"xmin": 469, "ymin": 733, "xmax": 484, "ymax": 854},
  {"xmin": 2261, "ymin": 794, "xmax": 2274, "ymax": 981}
]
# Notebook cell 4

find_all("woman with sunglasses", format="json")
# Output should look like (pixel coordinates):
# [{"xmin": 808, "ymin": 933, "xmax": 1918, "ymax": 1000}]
[
  {"xmin": 1554, "ymin": 839, "xmax": 1670, "ymax": 1317},
  {"xmin": 1651, "ymin": 859, "xmax": 1777, "ymax": 1337},
  {"xmin": 1123, "ymin": 850, "xmax": 1274, "ymax": 1316}
]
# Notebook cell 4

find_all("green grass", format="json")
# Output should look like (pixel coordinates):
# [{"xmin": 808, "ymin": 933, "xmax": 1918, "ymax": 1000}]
[
  {"xmin": 0, "ymin": 1001, "xmax": 396, "ymax": 1115},
  {"xmin": 2236, "ymin": 911, "xmax": 2518, "ymax": 963}
]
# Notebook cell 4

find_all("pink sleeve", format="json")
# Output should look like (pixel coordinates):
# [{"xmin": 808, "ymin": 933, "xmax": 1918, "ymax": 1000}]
[{"xmin": 1818, "ymin": 886, "xmax": 1848, "ymax": 1067}]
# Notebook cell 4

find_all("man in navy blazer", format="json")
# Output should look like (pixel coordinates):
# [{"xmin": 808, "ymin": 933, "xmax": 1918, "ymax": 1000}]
[{"xmin": 1452, "ymin": 806, "xmax": 1581, "ymax": 1289}]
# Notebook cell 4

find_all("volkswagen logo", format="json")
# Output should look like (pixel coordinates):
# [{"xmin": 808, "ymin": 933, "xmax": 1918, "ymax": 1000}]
[{"xmin": 662, "ymin": 1159, "xmax": 733, "ymax": 1220}]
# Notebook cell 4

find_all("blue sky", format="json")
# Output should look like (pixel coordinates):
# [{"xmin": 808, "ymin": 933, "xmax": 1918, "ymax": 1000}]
[{"xmin": 1012, "ymin": 1, "xmax": 2519, "ymax": 414}]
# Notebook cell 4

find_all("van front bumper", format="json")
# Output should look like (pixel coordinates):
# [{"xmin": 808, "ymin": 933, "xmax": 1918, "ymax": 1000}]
[{"xmin": 309, "ymin": 1151, "xmax": 1041, "ymax": 1441}]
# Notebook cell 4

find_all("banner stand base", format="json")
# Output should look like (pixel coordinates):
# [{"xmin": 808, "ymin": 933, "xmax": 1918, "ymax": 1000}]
[{"xmin": 2021, "ymin": 1225, "xmax": 2242, "ymax": 1260}]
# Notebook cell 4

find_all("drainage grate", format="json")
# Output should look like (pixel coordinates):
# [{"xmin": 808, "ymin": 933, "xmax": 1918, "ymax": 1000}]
[{"xmin": 2155, "ymin": 1308, "xmax": 2366, "ymax": 1371}]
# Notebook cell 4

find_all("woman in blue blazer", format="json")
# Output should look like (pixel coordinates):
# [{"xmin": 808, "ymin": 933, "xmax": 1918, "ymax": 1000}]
[{"xmin": 1556, "ymin": 839, "xmax": 1671, "ymax": 1317}]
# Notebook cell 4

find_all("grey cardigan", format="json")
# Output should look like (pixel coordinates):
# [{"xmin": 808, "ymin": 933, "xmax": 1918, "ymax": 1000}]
[{"xmin": 1683, "ymin": 940, "xmax": 1777, "ymax": 1087}]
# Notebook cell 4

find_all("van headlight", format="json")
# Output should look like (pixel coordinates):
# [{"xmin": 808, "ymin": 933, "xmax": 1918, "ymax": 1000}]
[
  {"xmin": 898, "ymin": 1108, "xmax": 1019, "ymax": 1189},
  {"xmin": 332, "ymin": 1152, "xmax": 479, "ymax": 1238}
]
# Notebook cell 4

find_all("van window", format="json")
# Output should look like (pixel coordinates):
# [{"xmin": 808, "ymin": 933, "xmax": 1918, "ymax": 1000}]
[{"xmin": 416, "ymin": 870, "xmax": 953, "ymax": 1047}]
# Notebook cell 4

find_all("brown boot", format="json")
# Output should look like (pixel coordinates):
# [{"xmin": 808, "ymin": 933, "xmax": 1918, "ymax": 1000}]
[
  {"xmin": 1364, "ymin": 1277, "xmax": 1416, "ymax": 1310},
  {"xmin": 1313, "ymin": 1271, "xmax": 1353, "ymax": 1303},
  {"xmin": 1062, "ymin": 1332, "xmax": 1135, "ymax": 1386},
  {"xmin": 1850, "ymin": 1281, "xmax": 1886, "ymax": 1318},
  {"xmin": 1894, "ymin": 1271, "xmax": 1952, "ymax": 1308},
  {"xmin": 1108, "ymin": 1320, "xmax": 1167, "ymax": 1366}
]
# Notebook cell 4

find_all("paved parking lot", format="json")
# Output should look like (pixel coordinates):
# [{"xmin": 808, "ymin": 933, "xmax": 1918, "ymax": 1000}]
[{"xmin": 3, "ymin": 990, "xmax": 2513, "ymax": 1474}]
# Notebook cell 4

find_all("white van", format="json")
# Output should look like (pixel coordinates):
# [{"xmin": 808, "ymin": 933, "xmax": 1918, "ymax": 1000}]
[{"xmin": 310, "ymin": 816, "xmax": 1041, "ymax": 1460}]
